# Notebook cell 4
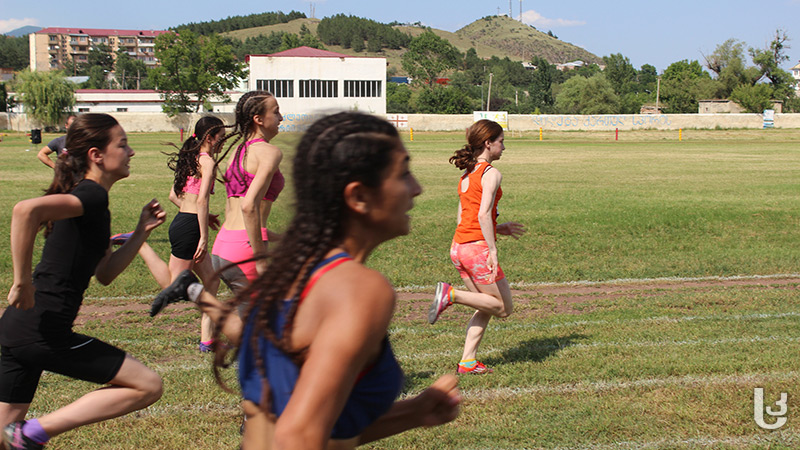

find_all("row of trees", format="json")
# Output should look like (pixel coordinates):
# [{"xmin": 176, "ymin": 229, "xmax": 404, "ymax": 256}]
[
  {"xmin": 0, "ymin": 35, "xmax": 29, "ymax": 71},
  {"xmin": 223, "ymin": 25, "xmax": 326, "ymax": 61},
  {"xmin": 388, "ymin": 29, "xmax": 798, "ymax": 115},
  {"xmin": 316, "ymin": 14, "xmax": 412, "ymax": 52},
  {"xmin": 173, "ymin": 11, "xmax": 306, "ymax": 35}
]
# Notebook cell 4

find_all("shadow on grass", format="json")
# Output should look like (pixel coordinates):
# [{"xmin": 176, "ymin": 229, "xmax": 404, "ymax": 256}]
[{"xmin": 486, "ymin": 333, "xmax": 587, "ymax": 366}]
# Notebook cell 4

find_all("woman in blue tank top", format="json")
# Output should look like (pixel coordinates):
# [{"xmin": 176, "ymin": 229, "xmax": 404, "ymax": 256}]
[{"xmin": 152, "ymin": 112, "xmax": 461, "ymax": 449}]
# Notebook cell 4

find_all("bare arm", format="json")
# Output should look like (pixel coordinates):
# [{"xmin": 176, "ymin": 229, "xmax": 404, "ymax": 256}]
[
  {"xmin": 94, "ymin": 199, "xmax": 166, "ymax": 285},
  {"xmin": 168, "ymin": 186, "xmax": 182, "ymax": 209},
  {"xmin": 7, "ymin": 195, "xmax": 84, "ymax": 309},
  {"xmin": 358, "ymin": 374, "xmax": 460, "ymax": 444},
  {"xmin": 37, "ymin": 146, "xmax": 55, "ymax": 169},
  {"xmin": 193, "ymin": 154, "xmax": 216, "ymax": 261}
]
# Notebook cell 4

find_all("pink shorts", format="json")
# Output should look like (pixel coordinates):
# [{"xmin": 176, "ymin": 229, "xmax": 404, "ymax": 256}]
[
  {"xmin": 450, "ymin": 240, "xmax": 505, "ymax": 285},
  {"xmin": 211, "ymin": 226, "xmax": 268, "ymax": 290}
]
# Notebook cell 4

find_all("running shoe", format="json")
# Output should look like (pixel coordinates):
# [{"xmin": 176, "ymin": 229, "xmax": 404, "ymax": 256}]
[
  {"xmin": 428, "ymin": 282, "xmax": 453, "ymax": 324},
  {"xmin": 199, "ymin": 341, "xmax": 212, "ymax": 353},
  {"xmin": 110, "ymin": 231, "xmax": 134, "ymax": 245},
  {"xmin": 457, "ymin": 361, "xmax": 494, "ymax": 375},
  {"xmin": 150, "ymin": 270, "xmax": 199, "ymax": 317},
  {"xmin": 3, "ymin": 422, "xmax": 44, "ymax": 450}
]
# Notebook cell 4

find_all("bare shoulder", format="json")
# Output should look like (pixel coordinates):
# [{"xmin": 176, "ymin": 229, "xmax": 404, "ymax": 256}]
[
  {"xmin": 250, "ymin": 140, "xmax": 283, "ymax": 162},
  {"xmin": 310, "ymin": 261, "xmax": 396, "ymax": 325}
]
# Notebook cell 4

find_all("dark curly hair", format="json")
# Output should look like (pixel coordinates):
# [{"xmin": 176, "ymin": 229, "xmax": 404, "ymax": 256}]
[
  {"xmin": 449, "ymin": 119, "xmax": 503, "ymax": 171},
  {"xmin": 164, "ymin": 116, "xmax": 224, "ymax": 196},
  {"xmin": 212, "ymin": 112, "xmax": 400, "ymax": 410}
]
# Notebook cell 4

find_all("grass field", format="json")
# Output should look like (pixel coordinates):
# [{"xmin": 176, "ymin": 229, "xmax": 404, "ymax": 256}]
[{"xmin": 0, "ymin": 127, "xmax": 799, "ymax": 449}]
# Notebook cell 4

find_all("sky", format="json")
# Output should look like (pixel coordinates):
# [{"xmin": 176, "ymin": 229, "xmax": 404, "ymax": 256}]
[{"xmin": 2, "ymin": 0, "xmax": 799, "ymax": 73}]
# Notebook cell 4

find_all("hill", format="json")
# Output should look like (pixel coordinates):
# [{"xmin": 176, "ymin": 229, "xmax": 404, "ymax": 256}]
[
  {"xmin": 222, "ymin": 15, "xmax": 601, "ymax": 75},
  {"xmin": 4, "ymin": 26, "xmax": 41, "ymax": 37}
]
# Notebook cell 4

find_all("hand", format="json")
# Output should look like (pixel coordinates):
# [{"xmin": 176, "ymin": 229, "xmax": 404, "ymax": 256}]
[
  {"xmin": 486, "ymin": 248, "xmax": 498, "ymax": 281},
  {"xmin": 497, "ymin": 221, "xmax": 526, "ymax": 240},
  {"xmin": 8, "ymin": 282, "xmax": 35, "ymax": 310},
  {"xmin": 138, "ymin": 199, "xmax": 166, "ymax": 233},
  {"xmin": 255, "ymin": 257, "xmax": 268, "ymax": 276},
  {"xmin": 208, "ymin": 214, "xmax": 220, "ymax": 231},
  {"xmin": 413, "ymin": 374, "xmax": 461, "ymax": 427},
  {"xmin": 193, "ymin": 238, "xmax": 208, "ymax": 263}
]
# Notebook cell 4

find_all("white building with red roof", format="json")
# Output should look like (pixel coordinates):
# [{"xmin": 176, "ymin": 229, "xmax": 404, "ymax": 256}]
[
  {"xmin": 30, "ymin": 27, "xmax": 169, "ymax": 72},
  {"xmin": 246, "ymin": 46, "xmax": 386, "ymax": 126}
]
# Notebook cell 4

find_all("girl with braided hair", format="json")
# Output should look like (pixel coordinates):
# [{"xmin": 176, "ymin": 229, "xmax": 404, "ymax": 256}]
[
  {"xmin": 1, "ymin": 114, "xmax": 166, "ymax": 449},
  {"xmin": 119, "ymin": 116, "xmax": 225, "ymax": 352},
  {"xmin": 428, "ymin": 119, "xmax": 526, "ymax": 375},
  {"xmin": 152, "ymin": 112, "xmax": 460, "ymax": 449},
  {"xmin": 209, "ymin": 91, "xmax": 285, "ymax": 294}
]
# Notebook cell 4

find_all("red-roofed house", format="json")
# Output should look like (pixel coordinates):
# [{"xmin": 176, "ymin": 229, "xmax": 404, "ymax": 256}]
[
  {"xmin": 246, "ymin": 46, "xmax": 386, "ymax": 125},
  {"xmin": 30, "ymin": 27, "xmax": 170, "ymax": 72}
]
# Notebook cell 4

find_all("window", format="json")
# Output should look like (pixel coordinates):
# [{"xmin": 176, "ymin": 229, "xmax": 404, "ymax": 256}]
[
  {"xmin": 344, "ymin": 80, "xmax": 382, "ymax": 98},
  {"xmin": 256, "ymin": 79, "xmax": 294, "ymax": 97},
  {"xmin": 49, "ymin": 35, "xmax": 57, "ymax": 42},
  {"xmin": 78, "ymin": 107, "xmax": 90, "ymax": 112},
  {"xmin": 299, "ymin": 79, "xmax": 338, "ymax": 98},
  {"xmin": 116, "ymin": 108, "xmax": 128, "ymax": 112}
]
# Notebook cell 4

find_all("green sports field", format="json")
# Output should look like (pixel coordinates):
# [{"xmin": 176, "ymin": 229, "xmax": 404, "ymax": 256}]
[{"xmin": 0, "ymin": 127, "xmax": 799, "ymax": 449}]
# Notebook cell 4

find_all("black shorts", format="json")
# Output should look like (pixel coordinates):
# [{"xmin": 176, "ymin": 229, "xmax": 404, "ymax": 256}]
[
  {"xmin": 0, "ymin": 334, "xmax": 126, "ymax": 404},
  {"xmin": 169, "ymin": 212, "xmax": 201, "ymax": 260}
]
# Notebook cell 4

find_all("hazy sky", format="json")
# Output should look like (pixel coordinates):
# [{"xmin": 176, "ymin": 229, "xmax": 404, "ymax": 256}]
[{"xmin": 2, "ymin": 0, "xmax": 799, "ymax": 72}]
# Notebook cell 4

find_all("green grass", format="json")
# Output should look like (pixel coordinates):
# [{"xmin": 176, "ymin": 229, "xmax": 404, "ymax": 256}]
[{"xmin": 1, "ymin": 128, "xmax": 799, "ymax": 449}]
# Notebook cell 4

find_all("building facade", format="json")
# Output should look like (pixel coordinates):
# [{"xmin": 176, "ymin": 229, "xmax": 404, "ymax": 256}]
[
  {"xmin": 246, "ymin": 46, "xmax": 386, "ymax": 124},
  {"xmin": 29, "ymin": 27, "xmax": 169, "ymax": 72},
  {"xmin": 792, "ymin": 61, "xmax": 800, "ymax": 96}
]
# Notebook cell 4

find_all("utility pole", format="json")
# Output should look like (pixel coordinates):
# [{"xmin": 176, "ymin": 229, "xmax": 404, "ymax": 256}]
[
  {"xmin": 519, "ymin": 0, "xmax": 523, "ymax": 21},
  {"xmin": 487, "ymin": 73, "xmax": 494, "ymax": 111},
  {"xmin": 509, "ymin": 0, "xmax": 512, "ymax": 17},
  {"xmin": 655, "ymin": 76, "xmax": 661, "ymax": 112}
]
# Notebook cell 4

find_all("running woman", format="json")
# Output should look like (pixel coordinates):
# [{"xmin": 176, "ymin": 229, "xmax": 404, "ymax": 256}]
[
  {"xmin": 429, "ymin": 119, "xmax": 526, "ymax": 375},
  {"xmin": 127, "ymin": 116, "xmax": 225, "ymax": 352},
  {"xmin": 152, "ymin": 112, "xmax": 461, "ymax": 449},
  {"xmin": 210, "ymin": 91, "xmax": 284, "ymax": 294},
  {"xmin": 1, "ymin": 113, "xmax": 166, "ymax": 449}
]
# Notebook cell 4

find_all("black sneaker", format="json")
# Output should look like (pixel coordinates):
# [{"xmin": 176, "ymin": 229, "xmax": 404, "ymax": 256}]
[
  {"xmin": 3, "ymin": 421, "xmax": 44, "ymax": 450},
  {"xmin": 150, "ymin": 270, "xmax": 199, "ymax": 317}
]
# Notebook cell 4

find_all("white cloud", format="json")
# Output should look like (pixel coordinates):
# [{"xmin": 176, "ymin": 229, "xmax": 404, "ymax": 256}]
[
  {"xmin": 0, "ymin": 18, "xmax": 38, "ymax": 34},
  {"xmin": 521, "ymin": 10, "xmax": 585, "ymax": 28}
]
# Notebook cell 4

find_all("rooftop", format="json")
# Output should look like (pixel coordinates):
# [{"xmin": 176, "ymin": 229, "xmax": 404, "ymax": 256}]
[{"xmin": 37, "ymin": 27, "xmax": 169, "ymax": 37}]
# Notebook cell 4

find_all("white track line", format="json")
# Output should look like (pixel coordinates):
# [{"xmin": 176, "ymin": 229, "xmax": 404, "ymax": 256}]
[{"xmin": 395, "ymin": 334, "xmax": 800, "ymax": 362}]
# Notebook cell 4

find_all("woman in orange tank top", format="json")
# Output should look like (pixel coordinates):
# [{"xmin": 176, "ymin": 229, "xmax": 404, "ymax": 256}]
[{"xmin": 428, "ymin": 119, "xmax": 526, "ymax": 375}]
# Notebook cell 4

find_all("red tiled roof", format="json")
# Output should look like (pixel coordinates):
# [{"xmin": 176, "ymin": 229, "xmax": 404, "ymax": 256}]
[
  {"xmin": 37, "ymin": 27, "xmax": 169, "ymax": 37},
  {"xmin": 247, "ymin": 46, "xmax": 351, "ymax": 61},
  {"xmin": 77, "ymin": 89, "xmax": 159, "ymax": 93}
]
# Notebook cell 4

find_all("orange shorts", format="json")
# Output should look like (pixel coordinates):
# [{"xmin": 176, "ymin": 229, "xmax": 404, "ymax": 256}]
[{"xmin": 450, "ymin": 240, "xmax": 505, "ymax": 285}]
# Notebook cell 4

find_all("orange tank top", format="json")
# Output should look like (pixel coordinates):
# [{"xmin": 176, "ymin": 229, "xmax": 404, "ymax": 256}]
[{"xmin": 453, "ymin": 161, "xmax": 502, "ymax": 244}]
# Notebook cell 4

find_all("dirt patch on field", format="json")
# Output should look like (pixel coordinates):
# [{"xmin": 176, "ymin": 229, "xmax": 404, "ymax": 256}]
[{"xmin": 4, "ymin": 276, "xmax": 797, "ymax": 326}]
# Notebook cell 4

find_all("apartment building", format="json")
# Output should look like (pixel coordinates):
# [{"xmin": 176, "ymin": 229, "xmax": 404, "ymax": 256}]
[{"xmin": 29, "ymin": 27, "xmax": 170, "ymax": 72}]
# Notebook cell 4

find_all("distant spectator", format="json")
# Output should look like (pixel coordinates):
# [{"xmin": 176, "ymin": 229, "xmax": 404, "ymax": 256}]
[{"xmin": 37, "ymin": 115, "xmax": 76, "ymax": 169}]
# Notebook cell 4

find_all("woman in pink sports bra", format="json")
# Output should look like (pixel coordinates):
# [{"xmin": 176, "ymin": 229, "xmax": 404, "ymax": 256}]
[
  {"xmin": 210, "ymin": 91, "xmax": 285, "ymax": 294},
  {"xmin": 130, "ymin": 116, "xmax": 225, "ymax": 351}
]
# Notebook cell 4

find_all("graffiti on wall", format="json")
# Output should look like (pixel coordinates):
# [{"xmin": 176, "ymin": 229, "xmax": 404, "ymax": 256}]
[
  {"xmin": 279, "ymin": 113, "xmax": 327, "ymax": 133},
  {"xmin": 528, "ymin": 114, "xmax": 672, "ymax": 129}
]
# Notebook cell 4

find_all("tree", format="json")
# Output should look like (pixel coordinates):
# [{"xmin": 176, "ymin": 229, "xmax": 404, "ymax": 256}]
[
  {"xmin": 401, "ymin": 31, "xmax": 461, "ymax": 85},
  {"xmin": 0, "ymin": 35, "xmax": 29, "ymax": 70},
  {"xmin": 416, "ymin": 85, "xmax": 474, "ymax": 114},
  {"xmin": 750, "ymin": 29, "xmax": 794, "ymax": 101},
  {"xmin": 527, "ymin": 56, "xmax": 557, "ymax": 112},
  {"xmin": 149, "ymin": 30, "xmax": 246, "ymax": 115},
  {"xmin": 554, "ymin": 74, "xmax": 619, "ymax": 114},
  {"xmin": 659, "ymin": 59, "xmax": 724, "ymax": 113},
  {"xmin": 386, "ymin": 82, "xmax": 413, "ymax": 113},
  {"xmin": 279, "ymin": 33, "xmax": 302, "ymax": 51},
  {"xmin": 602, "ymin": 53, "xmax": 637, "ymax": 95},
  {"xmin": 114, "ymin": 50, "xmax": 153, "ymax": 89},
  {"xmin": 730, "ymin": 84, "xmax": 774, "ymax": 113},
  {"xmin": 13, "ymin": 70, "xmax": 75, "ymax": 126}
]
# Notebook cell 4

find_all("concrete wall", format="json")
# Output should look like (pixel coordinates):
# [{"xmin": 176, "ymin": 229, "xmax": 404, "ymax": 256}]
[{"xmin": 3, "ymin": 112, "xmax": 800, "ymax": 133}]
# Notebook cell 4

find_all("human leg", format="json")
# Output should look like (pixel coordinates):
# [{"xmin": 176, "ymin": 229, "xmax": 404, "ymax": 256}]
[
  {"xmin": 137, "ymin": 242, "xmax": 171, "ymax": 289},
  {"xmin": 193, "ymin": 256, "xmax": 220, "ymax": 346},
  {"xmin": 35, "ymin": 355, "xmax": 161, "ymax": 437}
]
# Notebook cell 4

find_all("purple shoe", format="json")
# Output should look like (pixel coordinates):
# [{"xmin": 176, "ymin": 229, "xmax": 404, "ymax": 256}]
[
  {"xmin": 110, "ymin": 231, "xmax": 134, "ymax": 245},
  {"xmin": 199, "ymin": 341, "xmax": 213, "ymax": 353},
  {"xmin": 3, "ymin": 422, "xmax": 44, "ymax": 450}
]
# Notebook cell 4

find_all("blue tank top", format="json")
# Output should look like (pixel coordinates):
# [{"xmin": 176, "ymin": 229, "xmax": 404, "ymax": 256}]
[{"xmin": 238, "ymin": 252, "xmax": 404, "ymax": 439}]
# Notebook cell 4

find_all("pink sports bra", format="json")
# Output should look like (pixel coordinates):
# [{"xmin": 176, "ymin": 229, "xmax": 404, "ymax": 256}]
[
  {"xmin": 225, "ymin": 139, "xmax": 284, "ymax": 202},
  {"xmin": 182, "ymin": 153, "xmax": 215, "ymax": 195}
]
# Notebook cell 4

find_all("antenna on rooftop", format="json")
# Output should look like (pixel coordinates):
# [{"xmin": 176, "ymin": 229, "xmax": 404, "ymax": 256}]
[
  {"xmin": 519, "ymin": 0, "xmax": 523, "ymax": 21},
  {"xmin": 509, "ymin": 0, "xmax": 512, "ymax": 17},
  {"xmin": 310, "ymin": 3, "xmax": 316, "ymax": 19}
]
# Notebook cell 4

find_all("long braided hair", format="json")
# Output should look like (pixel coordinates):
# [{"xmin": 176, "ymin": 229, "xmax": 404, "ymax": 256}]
[
  {"xmin": 44, "ymin": 113, "xmax": 119, "ymax": 236},
  {"xmin": 212, "ymin": 112, "xmax": 400, "ymax": 411},
  {"xmin": 165, "ymin": 116, "xmax": 224, "ymax": 196},
  {"xmin": 449, "ymin": 119, "xmax": 503, "ymax": 171},
  {"xmin": 213, "ymin": 91, "xmax": 276, "ymax": 186}
]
